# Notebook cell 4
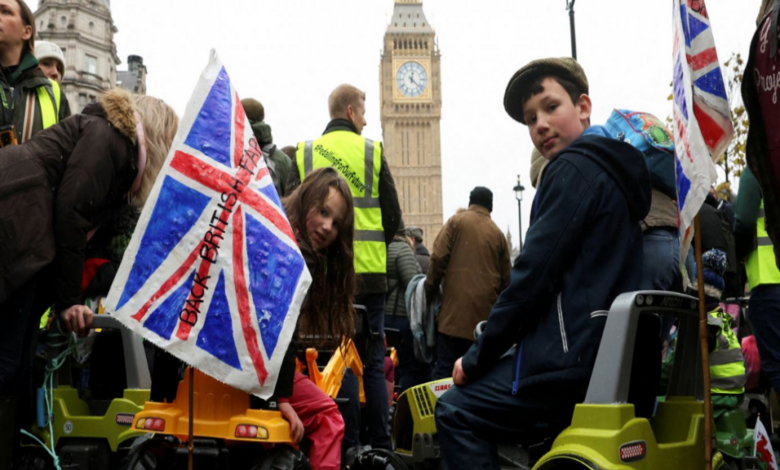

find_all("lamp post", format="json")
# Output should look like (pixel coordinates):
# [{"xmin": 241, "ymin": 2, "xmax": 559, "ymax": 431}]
[
  {"xmin": 566, "ymin": 0, "xmax": 577, "ymax": 60},
  {"xmin": 513, "ymin": 174, "xmax": 526, "ymax": 252}
]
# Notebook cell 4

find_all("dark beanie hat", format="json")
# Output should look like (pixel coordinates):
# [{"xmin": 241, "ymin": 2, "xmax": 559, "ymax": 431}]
[
  {"xmin": 469, "ymin": 187, "xmax": 493, "ymax": 212},
  {"xmin": 241, "ymin": 98, "xmax": 265, "ymax": 123}
]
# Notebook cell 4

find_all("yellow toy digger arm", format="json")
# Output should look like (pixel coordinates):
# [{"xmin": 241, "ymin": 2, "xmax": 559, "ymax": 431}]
[{"xmin": 306, "ymin": 339, "xmax": 366, "ymax": 405}]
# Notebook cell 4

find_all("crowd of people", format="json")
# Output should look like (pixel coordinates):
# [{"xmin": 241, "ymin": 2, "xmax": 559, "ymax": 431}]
[{"xmin": 1, "ymin": 0, "xmax": 780, "ymax": 469}]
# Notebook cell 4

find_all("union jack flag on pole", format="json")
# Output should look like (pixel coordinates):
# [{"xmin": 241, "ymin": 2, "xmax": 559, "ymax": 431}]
[
  {"xmin": 106, "ymin": 51, "xmax": 311, "ymax": 398},
  {"xmin": 672, "ymin": 0, "xmax": 734, "ymax": 261}
]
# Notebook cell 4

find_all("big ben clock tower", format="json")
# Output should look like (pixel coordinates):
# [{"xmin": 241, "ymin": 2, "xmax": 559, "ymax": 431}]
[{"xmin": 380, "ymin": 0, "xmax": 443, "ymax": 248}]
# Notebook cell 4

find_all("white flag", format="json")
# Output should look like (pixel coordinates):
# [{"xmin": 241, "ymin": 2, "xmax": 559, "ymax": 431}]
[{"xmin": 754, "ymin": 417, "xmax": 779, "ymax": 470}]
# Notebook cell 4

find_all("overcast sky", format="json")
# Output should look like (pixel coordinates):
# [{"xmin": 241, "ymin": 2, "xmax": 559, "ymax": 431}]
[{"xmin": 31, "ymin": 1, "xmax": 760, "ymax": 245}]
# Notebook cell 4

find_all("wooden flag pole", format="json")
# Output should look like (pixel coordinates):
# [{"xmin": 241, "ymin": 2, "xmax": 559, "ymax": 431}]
[
  {"xmin": 694, "ymin": 215, "xmax": 713, "ymax": 470},
  {"xmin": 188, "ymin": 366, "xmax": 195, "ymax": 470}
]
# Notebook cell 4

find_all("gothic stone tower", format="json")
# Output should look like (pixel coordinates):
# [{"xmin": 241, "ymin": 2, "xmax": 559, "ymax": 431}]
[
  {"xmin": 34, "ymin": 0, "xmax": 121, "ymax": 113},
  {"xmin": 380, "ymin": 0, "xmax": 443, "ymax": 248}
]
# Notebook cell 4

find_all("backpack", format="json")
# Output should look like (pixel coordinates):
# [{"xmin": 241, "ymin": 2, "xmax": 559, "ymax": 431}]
[{"xmin": 604, "ymin": 109, "xmax": 677, "ymax": 200}]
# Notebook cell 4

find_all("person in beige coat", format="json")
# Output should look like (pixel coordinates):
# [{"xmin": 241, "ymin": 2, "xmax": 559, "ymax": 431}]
[{"xmin": 425, "ymin": 187, "xmax": 511, "ymax": 379}]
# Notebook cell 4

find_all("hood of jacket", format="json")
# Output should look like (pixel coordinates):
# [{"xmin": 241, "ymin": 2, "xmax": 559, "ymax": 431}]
[
  {"xmin": 1, "ymin": 51, "xmax": 41, "ymax": 87},
  {"xmin": 82, "ymin": 88, "xmax": 138, "ymax": 144},
  {"xmin": 553, "ymin": 132, "xmax": 652, "ymax": 223},
  {"xmin": 250, "ymin": 120, "xmax": 274, "ymax": 146}
]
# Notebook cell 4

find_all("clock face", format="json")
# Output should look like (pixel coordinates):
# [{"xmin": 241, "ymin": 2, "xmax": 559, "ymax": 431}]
[{"xmin": 396, "ymin": 61, "xmax": 428, "ymax": 97}]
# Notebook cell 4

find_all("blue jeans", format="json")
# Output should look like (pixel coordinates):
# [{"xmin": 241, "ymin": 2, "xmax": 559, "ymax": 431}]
[
  {"xmin": 640, "ymin": 227, "xmax": 682, "ymax": 292},
  {"xmin": 385, "ymin": 314, "xmax": 432, "ymax": 393},
  {"xmin": 337, "ymin": 370, "xmax": 361, "ymax": 451},
  {"xmin": 748, "ymin": 284, "xmax": 780, "ymax": 395},
  {"xmin": 355, "ymin": 294, "xmax": 391, "ymax": 449},
  {"xmin": 435, "ymin": 355, "xmax": 584, "ymax": 470},
  {"xmin": 641, "ymin": 227, "xmax": 682, "ymax": 342},
  {"xmin": 434, "ymin": 333, "xmax": 474, "ymax": 380}
]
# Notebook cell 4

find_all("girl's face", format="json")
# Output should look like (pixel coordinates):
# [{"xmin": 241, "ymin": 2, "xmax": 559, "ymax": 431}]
[{"xmin": 305, "ymin": 186, "xmax": 347, "ymax": 251}]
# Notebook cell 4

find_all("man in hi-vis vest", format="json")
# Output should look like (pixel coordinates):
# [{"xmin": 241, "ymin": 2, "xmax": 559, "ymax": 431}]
[
  {"xmin": 287, "ymin": 84, "xmax": 401, "ymax": 451},
  {"xmin": 736, "ymin": 167, "xmax": 780, "ymax": 398}
]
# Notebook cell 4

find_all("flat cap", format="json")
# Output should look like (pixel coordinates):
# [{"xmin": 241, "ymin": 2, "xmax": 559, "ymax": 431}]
[
  {"xmin": 503, "ymin": 57, "xmax": 589, "ymax": 125},
  {"xmin": 407, "ymin": 226, "xmax": 424, "ymax": 243}
]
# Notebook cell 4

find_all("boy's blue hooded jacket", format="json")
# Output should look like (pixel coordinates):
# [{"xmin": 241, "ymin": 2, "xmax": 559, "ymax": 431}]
[{"xmin": 461, "ymin": 132, "xmax": 652, "ymax": 393}]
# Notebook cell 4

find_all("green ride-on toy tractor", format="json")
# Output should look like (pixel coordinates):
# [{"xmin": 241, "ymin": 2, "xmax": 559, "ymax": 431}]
[
  {"xmin": 391, "ymin": 290, "xmax": 738, "ymax": 470},
  {"xmin": 25, "ymin": 314, "xmax": 152, "ymax": 469}
]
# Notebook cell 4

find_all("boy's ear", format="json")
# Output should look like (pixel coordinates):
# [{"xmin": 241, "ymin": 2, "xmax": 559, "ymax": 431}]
[{"xmin": 577, "ymin": 94, "xmax": 592, "ymax": 124}]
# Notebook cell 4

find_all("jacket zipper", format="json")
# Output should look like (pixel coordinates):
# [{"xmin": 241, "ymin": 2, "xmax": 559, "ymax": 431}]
[
  {"xmin": 557, "ymin": 292, "xmax": 569, "ymax": 353},
  {"xmin": 512, "ymin": 341, "xmax": 524, "ymax": 395}
]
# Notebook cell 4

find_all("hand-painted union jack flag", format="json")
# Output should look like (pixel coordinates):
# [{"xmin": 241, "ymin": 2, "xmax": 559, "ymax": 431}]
[
  {"xmin": 672, "ymin": 0, "xmax": 734, "ymax": 263},
  {"xmin": 106, "ymin": 51, "xmax": 311, "ymax": 398}
]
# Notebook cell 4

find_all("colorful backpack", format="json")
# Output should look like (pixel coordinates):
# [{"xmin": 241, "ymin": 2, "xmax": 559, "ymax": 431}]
[{"xmin": 604, "ymin": 109, "xmax": 677, "ymax": 200}]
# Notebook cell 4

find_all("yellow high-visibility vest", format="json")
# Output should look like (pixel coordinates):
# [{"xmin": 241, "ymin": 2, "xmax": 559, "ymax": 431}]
[
  {"xmin": 296, "ymin": 131, "xmax": 385, "ymax": 275},
  {"xmin": 708, "ymin": 308, "xmax": 746, "ymax": 395},
  {"xmin": 37, "ymin": 79, "xmax": 61, "ymax": 130},
  {"xmin": 745, "ymin": 200, "xmax": 780, "ymax": 289}
]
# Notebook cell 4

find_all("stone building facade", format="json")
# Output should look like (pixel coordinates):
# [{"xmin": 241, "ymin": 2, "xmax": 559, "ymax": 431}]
[
  {"xmin": 380, "ymin": 0, "xmax": 443, "ymax": 247},
  {"xmin": 34, "ymin": 0, "xmax": 120, "ymax": 113},
  {"xmin": 34, "ymin": 0, "xmax": 146, "ymax": 113}
]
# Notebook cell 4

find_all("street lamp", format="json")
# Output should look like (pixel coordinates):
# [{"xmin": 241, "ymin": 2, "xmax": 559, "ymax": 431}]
[
  {"xmin": 566, "ymin": 0, "xmax": 577, "ymax": 60},
  {"xmin": 513, "ymin": 174, "xmax": 526, "ymax": 252}
]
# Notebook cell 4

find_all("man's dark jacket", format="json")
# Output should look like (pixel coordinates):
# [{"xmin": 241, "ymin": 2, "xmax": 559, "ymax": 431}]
[
  {"xmin": 287, "ymin": 119, "xmax": 402, "ymax": 295},
  {"xmin": 415, "ymin": 243, "xmax": 430, "ymax": 274},
  {"xmin": 461, "ymin": 134, "xmax": 651, "ymax": 393}
]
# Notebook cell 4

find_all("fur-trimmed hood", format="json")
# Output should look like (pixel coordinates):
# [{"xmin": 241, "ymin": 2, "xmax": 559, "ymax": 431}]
[{"xmin": 83, "ymin": 88, "xmax": 138, "ymax": 144}]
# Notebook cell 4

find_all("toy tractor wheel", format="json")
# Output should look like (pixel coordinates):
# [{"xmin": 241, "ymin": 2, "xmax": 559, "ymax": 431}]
[
  {"xmin": 118, "ymin": 435, "xmax": 176, "ymax": 470},
  {"xmin": 252, "ymin": 447, "xmax": 311, "ymax": 470}
]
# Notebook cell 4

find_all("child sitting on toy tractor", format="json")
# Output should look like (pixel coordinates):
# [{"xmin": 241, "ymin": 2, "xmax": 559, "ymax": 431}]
[{"xmin": 434, "ymin": 57, "xmax": 653, "ymax": 470}]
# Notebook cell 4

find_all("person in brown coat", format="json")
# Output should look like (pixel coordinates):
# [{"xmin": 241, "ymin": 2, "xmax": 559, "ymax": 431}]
[
  {"xmin": 425, "ymin": 187, "xmax": 511, "ymax": 379},
  {"xmin": 0, "ymin": 88, "xmax": 177, "ymax": 462}
]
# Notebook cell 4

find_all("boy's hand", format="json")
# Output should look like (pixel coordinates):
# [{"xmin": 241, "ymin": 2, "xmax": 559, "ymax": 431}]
[
  {"xmin": 452, "ymin": 358, "xmax": 468, "ymax": 386},
  {"xmin": 278, "ymin": 402, "xmax": 304, "ymax": 444},
  {"xmin": 59, "ymin": 305, "xmax": 94, "ymax": 337}
]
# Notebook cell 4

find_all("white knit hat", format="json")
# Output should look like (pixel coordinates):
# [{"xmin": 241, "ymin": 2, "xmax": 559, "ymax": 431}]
[{"xmin": 34, "ymin": 40, "xmax": 66, "ymax": 74}]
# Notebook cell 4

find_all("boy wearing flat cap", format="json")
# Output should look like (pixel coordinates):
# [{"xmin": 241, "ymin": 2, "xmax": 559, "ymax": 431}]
[{"xmin": 435, "ymin": 58, "xmax": 653, "ymax": 469}]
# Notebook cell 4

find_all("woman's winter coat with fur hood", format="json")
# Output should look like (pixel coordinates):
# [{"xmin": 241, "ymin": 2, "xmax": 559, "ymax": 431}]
[{"xmin": 0, "ymin": 89, "xmax": 141, "ymax": 311}]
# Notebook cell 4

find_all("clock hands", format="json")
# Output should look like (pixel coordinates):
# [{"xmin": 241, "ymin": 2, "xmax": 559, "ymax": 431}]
[{"xmin": 398, "ymin": 64, "xmax": 426, "ymax": 96}]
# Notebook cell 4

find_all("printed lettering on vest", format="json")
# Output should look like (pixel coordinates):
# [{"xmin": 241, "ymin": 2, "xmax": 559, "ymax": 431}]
[{"xmin": 314, "ymin": 144, "xmax": 366, "ymax": 193}]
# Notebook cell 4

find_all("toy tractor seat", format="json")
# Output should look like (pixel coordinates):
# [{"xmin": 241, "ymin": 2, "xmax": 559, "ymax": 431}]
[
  {"xmin": 47, "ymin": 315, "xmax": 151, "ymax": 394},
  {"xmin": 534, "ymin": 291, "xmax": 727, "ymax": 470}
]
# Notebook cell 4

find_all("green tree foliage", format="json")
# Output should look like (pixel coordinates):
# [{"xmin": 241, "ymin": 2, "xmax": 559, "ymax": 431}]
[{"xmin": 717, "ymin": 52, "xmax": 748, "ymax": 198}]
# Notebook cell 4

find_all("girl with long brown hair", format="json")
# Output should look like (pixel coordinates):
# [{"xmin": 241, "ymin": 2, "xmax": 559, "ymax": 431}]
[{"xmin": 274, "ymin": 167, "xmax": 356, "ymax": 470}]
